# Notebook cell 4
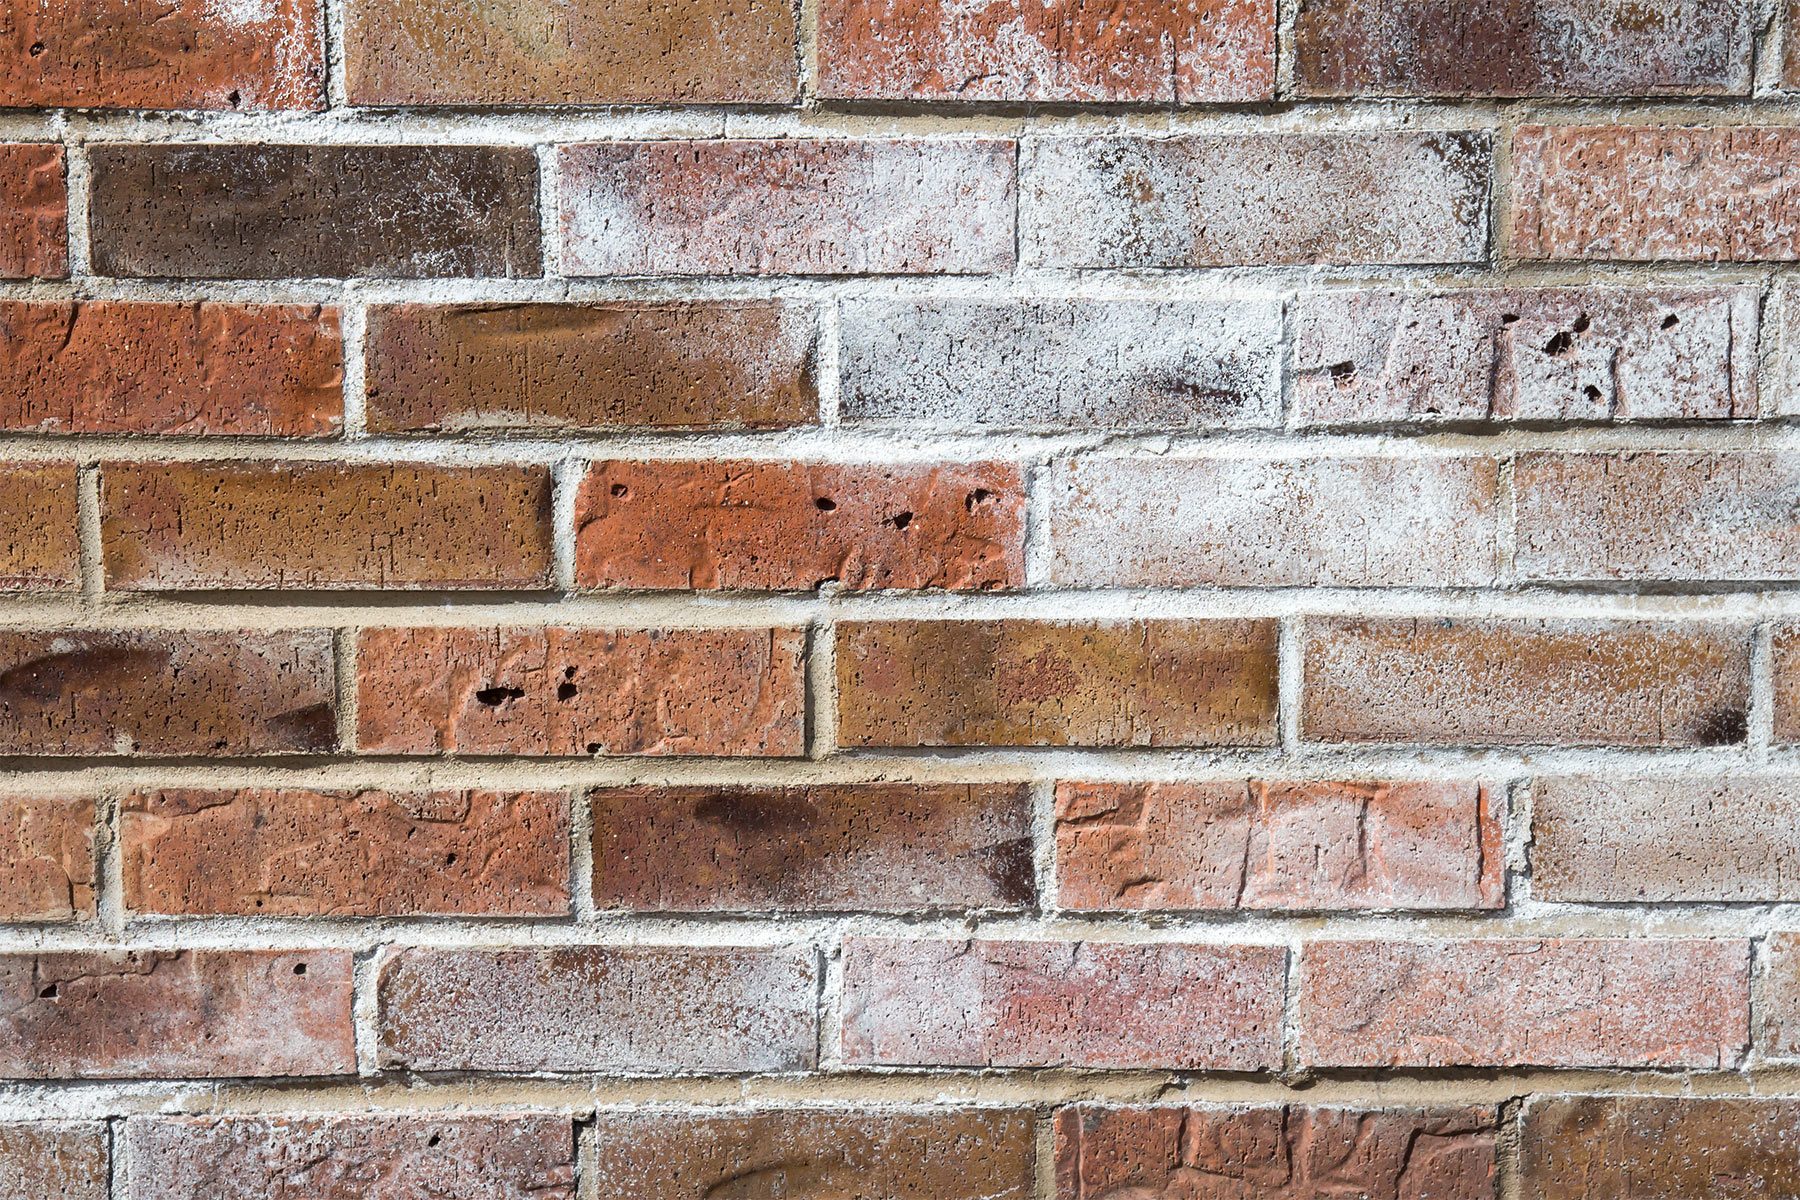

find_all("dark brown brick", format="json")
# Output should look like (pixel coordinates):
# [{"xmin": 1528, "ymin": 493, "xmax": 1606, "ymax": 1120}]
[{"xmin": 1521, "ymin": 1097, "xmax": 1800, "ymax": 1199}]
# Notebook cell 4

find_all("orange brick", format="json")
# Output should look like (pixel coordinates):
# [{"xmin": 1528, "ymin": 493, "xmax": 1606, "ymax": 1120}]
[
  {"xmin": 0, "ymin": 797, "xmax": 94, "ymax": 922},
  {"xmin": 0, "ymin": 147, "xmax": 64, "ymax": 280}
]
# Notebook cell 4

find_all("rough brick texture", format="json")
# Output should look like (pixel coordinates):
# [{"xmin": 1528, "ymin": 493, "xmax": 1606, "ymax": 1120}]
[
  {"xmin": 1055, "ymin": 780, "xmax": 1501, "ymax": 912},
  {"xmin": 0, "ymin": 796, "xmax": 95, "ymax": 922},
  {"xmin": 1758, "ymin": 932, "xmax": 1800, "ymax": 1057},
  {"xmin": 0, "ymin": 463, "xmax": 78, "ymax": 589},
  {"xmin": 0, "ymin": 146, "xmax": 65, "ymax": 280},
  {"xmin": 590, "ymin": 783, "xmax": 1033, "ymax": 911},
  {"xmin": 1520, "ymin": 1097, "xmax": 1800, "ymax": 1198},
  {"xmin": 1771, "ymin": 623, "xmax": 1800, "ymax": 742},
  {"xmin": 0, "ymin": 1124, "xmax": 106, "ymax": 1200}
]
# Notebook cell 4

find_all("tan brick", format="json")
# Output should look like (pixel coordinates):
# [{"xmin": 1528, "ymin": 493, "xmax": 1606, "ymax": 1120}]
[
  {"xmin": 1024, "ymin": 133, "xmax": 1489, "ymax": 268},
  {"xmin": 377, "ymin": 945, "xmax": 817, "ymax": 1073},
  {"xmin": 364, "ymin": 302, "xmax": 817, "ymax": 434},
  {"xmin": 1771, "ymin": 623, "xmax": 1800, "ymax": 742},
  {"xmin": 591, "ymin": 783, "xmax": 1034, "ymax": 912},
  {"xmin": 0, "ymin": 797, "xmax": 94, "ymax": 922},
  {"xmin": 0, "ymin": 949, "xmax": 354, "ymax": 1079},
  {"xmin": 1758, "ymin": 932, "xmax": 1800, "ymax": 1056},
  {"xmin": 574, "ymin": 460, "xmax": 1024, "ymax": 591},
  {"xmin": 559, "ymin": 140, "xmax": 1015, "ymax": 276},
  {"xmin": 2, "ymin": 0, "xmax": 325, "ymax": 110},
  {"xmin": 1055, "ymin": 780, "xmax": 1501, "ymax": 912},
  {"xmin": 122, "ymin": 788, "xmax": 569, "ymax": 917},
  {"xmin": 1048, "ymin": 456, "xmax": 1498, "ymax": 587},
  {"xmin": 836, "ymin": 619, "xmax": 1279, "ymax": 748},
  {"xmin": 1302, "ymin": 617, "xmax": 1750, "ymax": 746},
  {"xmin": 0, "ymin": 146, "xmax": 65, "ymax": 280},
  {"xmin": 1291, "ymin": 287, "xmax": 1757, "ymax": 425},
  {"xmin": 124, "ymin": 1115, "xmax": 573, "ymax": 1200},
  {"xmin": 0, "ymin": 630, "xmax": 337, "ymax": 757},
  {"xmin": 1513, "ymin": 125, "xmax": 1800, "ymax": 261},
  {"xmin": 1294, "ymin": 0, "xmax": 1750, "ymax": 96},
  {"xmin": 0, "ymin": 1124, "xmax": 106, "ymax": 1200},
  {"xmin": 0, "ymin": 463, "xmax": 78, "ymax": 590},
  {"xmin": 1056, "ymin": 1105, "xmax": 1497, "ymax": 1200},
  {"xmin": 817, "ymin": 0, "xmax": 1272, "ymax": 101},
  {"xmin": 356, "ymin": 626, "xmax": 804, "ymax": 757},
  {"xmin": 1521, "ymin": 1097, "xmax": 1800, "ymax": 1199},
  {"xmin": 102, "ymin": 462, "xmax": 554, "ymax": 590},
  {"xmin": 840, "ymin": 938, "xmax": 1285, "ymax": 1069},
  {"xmin": 345, "ymin": 0, "xmax": 795, "ymax": 104},
  {"xmin": 1297, "ymin": 938, "xmax": 1749, "ymax": 1068},
  {"xmin": 592, "ymin": 1111, "xmax": 1034, "ymax": 1200}
]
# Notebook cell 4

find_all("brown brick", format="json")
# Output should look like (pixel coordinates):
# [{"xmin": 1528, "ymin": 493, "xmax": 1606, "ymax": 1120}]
[
  {"xmin": 1759, "ymin": 932, "xmax": 1800, "ymax": 1056},
  {"xmin": 840, "ymin": 938, "xmax": 1285, "ymax": 1069},
  {"xmin": 1055, "ymin": 780, "xmax": 1501, "ymax": 912},
  {"xmin": 1516, "ymin": 452, "xmax": 1800, "ymax": 582},
  {"xmin": 1521, "ymin": 1097, "xmax": 1800, "ymax": 1198},
  {"xmin": 122, "ymin": 788, "xmax": 569, "ymax": 917},
  {"xmin": 0, "ymin": 463, "xmax": 77, "ymax": 590},
  {"xmin": 0, "ymin": 949, "xmax": 354, "ymax": 1079},
  {"xmin": 1291, "ymin": 287, "xmax": 1757, "ymax": 425},
  {"xmin": 837, "ymin": 619, "xmax": 1279, "ymax": 748},
  {"xmin": 364, "ymin": 302, "xmax": 817, "ymax": 434},
  {"xmin": 377, "ymin": 945, "xmax": 817, "ymax": 1073},
  {"xmin": 1294, "ymin": 0, "xmax": 1750, "ymax": 96},
  {"xmin": 89, "ymin": 144, "xmax": 541, "ymax": 279},
  {"xmin": 817, "ymin": 0, "xmax": 1273, "ymax": 101},
  {"xmin": 1056, "ymin": 1105, "xmax": 1497, "ymax": 1200},
  {"xmin": 0, "ymin": 301, "xmax": 342, "ymax": 436},
  {"xmin": 1297, "ymin": 938, "xmax": 1749, "ymax": 1068},
  {"xmin": 0, "ymin": 1124, "xmax": 106, "ymax": 1200},
  {"xmin": 574, "ymin": 460, "xmax": 1025, "ymax": 591},
  {"xmin": 559, "ymin": 140, "xmax": 1014, "ymax": 276},
  {"xmin": 1302, "ymin": 617, "xmax": 1750, "ymax": 747},
  {"xmin": 1772, "ymin": 623, "xmax": 1800, "ymax": 742},
  {"xmin": 1513, "ymin": 125, "xmax": 1800, "ymax": 261},
  {"xmin": 1023, "ymin": 133, "xmax": 1489, "ymax": 268},
  {"xmin": 591, "ymin": 783, "xmax": 1034, "ymax": 912},
  {"xmin": 345, "ymin": 0, "xmax": 795, "ymax": 104},
  {"xmin": 1534, "ymin": 777, "xmax": 1800, "ymax": 902},
  {"xmin": 356, "ymin": 626, "xmax": 804, "ymax": 757},
  {"xmin": 2, "ymin": 0, "xmax": 325, "ymax": 110},
  {"xmin": 0, "ymin": 630, "xmax": 337, "ymax": 756},
  {"xmin": 0, "ymin": 146, "xmax": 65, "ymax": 280},
  {"xmin": 101, "ymin": 462, "xmax": 554, "ymax": 590},
  {"xmin": 0, "ymin": 797, "xmax": 95, "ymax": 922},
  {"xmin": 1048, "ymin": 456, "xmax": 1498, "ymax": 587},
  {"xmin": 591, "ymin": 1110, "xmax": 1035, "ymax": 1200},
  {"xmin": 125, "ymin": 1115, "xmax": 573, "ymax": 1200}
]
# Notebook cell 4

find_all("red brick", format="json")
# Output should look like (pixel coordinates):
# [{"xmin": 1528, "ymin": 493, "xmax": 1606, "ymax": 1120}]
[
  {"xmin": 102, "ymin": 462, "xmax": 554, "ymax": 590},
  {"xmin": 1048, "ymin": 456, "xmax": 1498, "ymax": 587},
  {"xmin": 1513, "ymin": 125, "xmax": 1800, "ymax": 261},
  {"xmin": 591, "ymin": 783, "xmax": 1033, "ymax": 912},
  {"xmin": 837, "ymin": 619, "xmax": 1279, "ymax": 748},
  {"xmin": 559, "ymin": 140, "xmax": 1015, "ymax": 276},
  {"xmin": 1291, "ymin": 287, "xmax": 1757, "ymax": 425},
  {"xmin": 355, "ymin": 626, "xmax": 804, "ymax": 757},
  {"xmin": 1055, "ymin": 780, "xmax": 1501, "ymax": 912},
  {"xmin": 0, "ymin": 949, "xmax": 354, "ymax": 1079},
  {"xmin": 0, "ymin": 146, "xmax": 65, "ymax": 280},
  {"xmin": 0, "ymin": 463, "xmax": 77, "ymax": 590},
  {"xmin": 1521, "ymin": 1097, "xmax": 1800, "ymax": 1198},
  {"xmin": 1302, "ymin": 617, "xmax": 1750, "ymax": 746},
  {"xmin": 1294, "ymin": 0, "xmax": 1750, "ymax": 96},
  {"xmin": 1297, "ymin": 937, "xmax": 1748, "ymax": 1068},
  {"xmin": 0, "ymin": 797, "xmax": 94, "ymax": 922},
  {"xmin": 124, "ymin": 1115, "xmax": 573, "ymax": 1200},
  {"xmin": 839, "ymin": 937, "xmax": 1285, "ymax": 1069},
  {"xmin": 1516, "ymin": 452, "xmax": 1800, "ymax": 582},
  {"xmin": 591, "ymin": 1110, "xmax": 1035, "ymax": 1200},
  {"xmin": 817, "ymin": 0, "xmax": 1273, "ymax": 101},
  {"xmin": 0, "ymin": 630, "xmax": 337, "ymax": 756},
  {"xmin": 575, "ymin": 460, "xmax": 1024, "ymax": 591},
  {"xmin": 2, "ymin": 0, "xmax": 324, "ymax": 110},
  {"xmin": 1024, "ymin": 133, "xmax": 1489, "ymax": 268},
  {"xmin": 0, "ymin": 302, "xmax": 341, "ymax": 436},
  {"xmin": 1534, "ymin": 777, "xmax": 1800, "ymax": 902},
  {"xmin": 377, "ymin": 945, "xmax": 817, "ymax": 1073},
  {"xmin": 122, "ymin": 788, "xmax": 569, "ymax": 917},
  {"xmin": 1758, "ymin": 931, "xmax": 1800, "ymax": 1056},
  {"xmin": 1056, "ymin": 1105, "xmax": 1497, "ymax": 1200},
  {"xmin": 0, "ymin": 1124, "xmax": 106, "ymax": 1200},
  {"xmin": 364, "ymin": 302, "xmax": 817, "ymax": 434},
  {"xmin": 345, "ymin": 0, "xmax": 794, "ymax": 104}
]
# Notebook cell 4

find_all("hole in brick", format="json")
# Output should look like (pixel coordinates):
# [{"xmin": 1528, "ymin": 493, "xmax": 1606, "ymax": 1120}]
[
  {"xmin": 814, "ymin": 496, "xmax": 836, "ymax": 512},
  {"xmin": 27, "ymin": 42, "xmax": 43, "ymax": 56},
  {"xmin": 1544, "ymin": 331, "xmax": 1574, "ymax": 356},
  {"xmin": 445, "ymin": 853, "xmax": 458, "ymax": 866},
  {"xmin": 557, "ymin": 681, "xmax": 578, "ymax": 701},
  {"xmin": 586, "ymin": 742, "xmax": 603, "ymax": 754},
  {"xmin": 227, "ymin": 88, "xmax": 242, "ymax": 107},
  {"xmin": 1572, "ymin": 313, "xmax": 1590, "ymax": 333},
  {"xmin": 38, "ymin": 984, "xmax": 56, "ymax": 1000},
  {"xmin": 1662, "ymin": 313, "xmax": 1680, "ymax": 329},
  {"xmin": 474, "ymin": 685, "xmax": 525, "ymax": 706},
  {"xmin": 966, "ymin": 488, "xmax": 994, "ymax": 511},
  {"xmin": 1583, "ymin": 384, "xmax": 1603, "ymax": 403},
  {"xmin": 428, "ymin": 1134, "xmax": 442, "ymax": 1148},
  {"xmin": 1501, "ymin": 313, "xmax": 1520, "ymax": 325},
  {"xmin": 889, "ymin": 511, "xmax": 913, "ymax": 531},
  {"xmin": 1328, "ymin": 361, "xmax": 1355, "ymax": 382},
  {"xmin": 293, "ymin": 963, "xmax": 307, "ymax": 976},
  {"xmin": 610, "ymin": 483, "xmax": 629, "ymax": 498}
]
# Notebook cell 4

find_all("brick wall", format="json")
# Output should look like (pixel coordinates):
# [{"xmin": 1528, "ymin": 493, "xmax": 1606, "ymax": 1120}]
[{"xmin": 2, "ymin": 0, "xmax": 1799, "ymax": 1195}]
